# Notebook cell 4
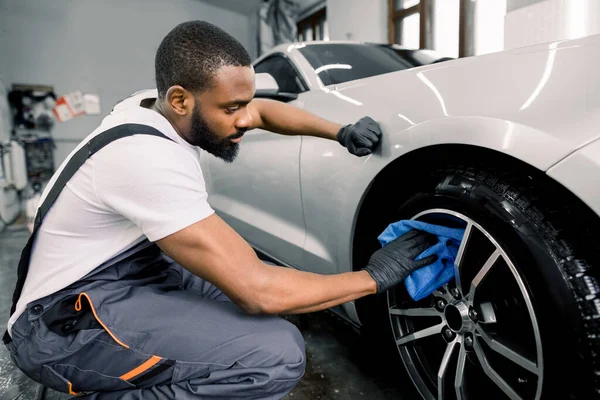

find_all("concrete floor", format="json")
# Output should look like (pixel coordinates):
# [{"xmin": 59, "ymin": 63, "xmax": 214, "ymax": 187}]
[{"xmin": 0, "ymin": 224, "xmax": 421, "ymax": 400}]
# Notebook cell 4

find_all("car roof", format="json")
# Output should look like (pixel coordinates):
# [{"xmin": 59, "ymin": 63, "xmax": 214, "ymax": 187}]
[
  {"xmin": 254, "ymin": 40, "xmax": 419, "ymax": 64},
  {"xmin": 269, "ymin": 40, "xmax": 414, "ymax": 52}
]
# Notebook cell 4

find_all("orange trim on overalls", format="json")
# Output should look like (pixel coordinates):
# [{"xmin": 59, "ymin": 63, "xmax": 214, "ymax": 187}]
[
  {"xmin": 74, "ymin": 292, "xmax": 129, "ymax": 349},
  {"xmin": 68, "ymin": 381, "xmax": 80, "ymax": 396},
  {"xmin": 120, "ymin": 355, "xmax": 162, "ymax": 381},
  {"xmin": 73, "ymin": 292, "xmax": 166, "ymax": 385}
]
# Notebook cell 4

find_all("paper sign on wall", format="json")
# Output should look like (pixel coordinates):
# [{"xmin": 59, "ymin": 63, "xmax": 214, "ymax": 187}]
[
  {"xmin": 83, "ymin": 93, "xmax": 101, "ymax": 115},
  {"xmin": 53, "ymin": 96, "xmax": 73, "ymax": 122},
  {"xmin": 65, "ymin": 90, "xmax": 86, "ymax": 116},
  {"xmin": 52, "ymin": 90, "xmax": 93, "ymax": 122}
]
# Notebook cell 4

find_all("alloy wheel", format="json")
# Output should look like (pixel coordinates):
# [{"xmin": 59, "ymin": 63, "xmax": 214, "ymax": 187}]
[{"xmin": 387, "ymin": 209, "xmax": 543, "ymax": 400}]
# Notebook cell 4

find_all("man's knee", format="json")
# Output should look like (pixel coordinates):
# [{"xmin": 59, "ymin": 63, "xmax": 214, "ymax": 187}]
[{"xmin": 253, "ymin": 318, "xmax": 306, "ymax": 380}]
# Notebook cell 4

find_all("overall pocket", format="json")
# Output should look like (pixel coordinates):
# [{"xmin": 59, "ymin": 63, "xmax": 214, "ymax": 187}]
[
  {"xmin": 33, "ymin": 292, "xmax": 172, "ymax": 393},
  {"xmin": 39, "ymin": 331, "xmax": 170, "ymax": 394}
]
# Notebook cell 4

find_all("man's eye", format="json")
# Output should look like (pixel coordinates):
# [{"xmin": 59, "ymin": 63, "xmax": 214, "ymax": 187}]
[{"xmin": 226, "ymin": 106, "xmax": 240, "ymax": 114}]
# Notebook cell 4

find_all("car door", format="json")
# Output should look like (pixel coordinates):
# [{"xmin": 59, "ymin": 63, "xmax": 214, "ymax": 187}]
[
  {"xmin": 294, "ymin": 43, "xmax": 421, "ymax": 275},
  {"xmin": 200, "ymin": 54, "xmax": 309, "ymax": 267}
]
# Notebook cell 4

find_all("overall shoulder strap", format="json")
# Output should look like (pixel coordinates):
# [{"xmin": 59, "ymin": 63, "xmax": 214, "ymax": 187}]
[
  {"xmin": 35, "ymin": 123, "xmax": 172, "ymax": 228},
  {"xmin": 3, "ymin": 123, "xmax": 174, "ymax": 344}
]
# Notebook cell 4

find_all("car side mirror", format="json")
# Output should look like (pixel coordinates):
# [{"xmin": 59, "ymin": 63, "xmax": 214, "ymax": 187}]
[
  {"xmin": 254, "ymin": 73, "xmax": 298, "ymax": 102},
  {"xmin": 255, "ymin": 73, "xmax": 279, "ymax": 96}
]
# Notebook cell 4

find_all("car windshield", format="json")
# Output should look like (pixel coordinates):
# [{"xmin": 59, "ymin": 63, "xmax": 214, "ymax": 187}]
[{"xmin": 297, "ymin": 43, "xmax": 450, "ymax": 86}]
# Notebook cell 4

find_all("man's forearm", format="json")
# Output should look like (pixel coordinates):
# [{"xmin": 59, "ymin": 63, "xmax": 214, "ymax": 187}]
[
  {"xmin": 253, "ymin": 98, "xmax": 342, "ymax": 140},
  {"xmin": 255, "ymin": 263, "xmax": 377, "ymax": 314}
]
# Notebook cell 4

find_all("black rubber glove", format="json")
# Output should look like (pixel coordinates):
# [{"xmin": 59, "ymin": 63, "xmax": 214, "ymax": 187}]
[
  {"xmin": 337, "ymin": 116, "xmax": 382, "ymax": 157},
  {"xmin": 364, "ymin": 229, "xmax": 439, "ymax": 293}
]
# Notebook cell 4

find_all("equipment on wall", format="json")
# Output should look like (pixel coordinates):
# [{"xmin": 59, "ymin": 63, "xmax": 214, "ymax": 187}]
[
  {"xmin": 8, "ymin": 84, "xmax": 57, "ymax": 131},
  {"xmin": 0, "ymin": 78, "xmax": 21, "ymax": 230},
  {"xmin": 1, "ymin": 82, "xmax": 100, "ymax": 232},
  {"xmin": 0, "ymin": 82, "xmax": 57, "ymax": 231},
  {"xmin": 7, "ymin": 83, "xmax": 56, "ymax": 183}
]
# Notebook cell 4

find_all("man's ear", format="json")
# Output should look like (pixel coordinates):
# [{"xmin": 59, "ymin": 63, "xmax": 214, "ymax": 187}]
[{"xmin": 165, "ymin": 85, "xmax": 194, "ymax": 116}]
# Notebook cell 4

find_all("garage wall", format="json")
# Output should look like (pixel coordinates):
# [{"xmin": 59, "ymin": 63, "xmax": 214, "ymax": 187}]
[
  {"xmin": 326, "ymin": 0, "xmax": 387, "ymax": 43},
  {"xmin": 505, "ymin": 0, "xmax": 600, "ymax": 49},
  {"xmin": 0, "ymin": 0, "xmax": 256, "ymax": 166}
]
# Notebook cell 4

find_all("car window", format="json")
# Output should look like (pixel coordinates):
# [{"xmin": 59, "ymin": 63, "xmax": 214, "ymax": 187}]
[
  {"xmin": 298, "ymin": 43, "xmax": 450, "ymax": 86},
  {"xmin": 254, "ymin": 55, "xmax": 304, "ymax": 93}
]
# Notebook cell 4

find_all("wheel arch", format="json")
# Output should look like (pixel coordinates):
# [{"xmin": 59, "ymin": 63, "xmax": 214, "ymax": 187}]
[{"xmin": 350, "ymin": 143, "xmax": 600, "ymax": 275}]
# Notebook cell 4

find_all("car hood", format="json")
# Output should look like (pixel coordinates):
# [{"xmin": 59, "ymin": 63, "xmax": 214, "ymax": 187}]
[{"xmin": 308, "ymin": 33, "xmax": 600, "ymax": 154}]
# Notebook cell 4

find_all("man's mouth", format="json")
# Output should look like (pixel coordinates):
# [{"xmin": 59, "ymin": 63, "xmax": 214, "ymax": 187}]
[{"xmin": 228, "ymin": 131, "xmax": 246, "ymax": 143}]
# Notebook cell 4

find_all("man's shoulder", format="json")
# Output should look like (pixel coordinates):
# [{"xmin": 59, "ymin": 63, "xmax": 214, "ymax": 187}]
[
  {"xmin": 95, "ymin": 132, "xmax": 188, "ymax": 165},
  {"xmin": 93, "ymin": 133, "xmax": 204, "ymax": 197},
  {"xmin": 88, "ymin": 89, "xmax": 200, "ymax": 172},
  {"xmin": 93, "ymin": 90, "xmax": 184, "ymax": 158},
  {"xmin": 111, "ymin": 89, "xmax": 158, "ymax": 113}
]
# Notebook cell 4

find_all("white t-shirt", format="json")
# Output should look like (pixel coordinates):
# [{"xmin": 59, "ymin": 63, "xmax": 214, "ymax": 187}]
[{"xmin": 7, "ymin": 89, "xmax": 214, "ymax": 336}]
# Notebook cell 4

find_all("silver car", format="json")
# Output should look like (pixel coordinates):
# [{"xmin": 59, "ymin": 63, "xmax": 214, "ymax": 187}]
[{"xmin": 199, "ymin": 36, "xmax": 600, "ymax": 399}]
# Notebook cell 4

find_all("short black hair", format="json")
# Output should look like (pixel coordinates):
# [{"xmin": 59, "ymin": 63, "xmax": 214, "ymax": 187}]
[{"xmin": 155, "ymin": 20, "xmax": 251, "ymax": 98}]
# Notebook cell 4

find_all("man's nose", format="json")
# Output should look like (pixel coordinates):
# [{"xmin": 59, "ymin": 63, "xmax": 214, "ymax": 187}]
[{"xmin": 236, "ymin": 107, "xmax": 253, "ymax": 129}]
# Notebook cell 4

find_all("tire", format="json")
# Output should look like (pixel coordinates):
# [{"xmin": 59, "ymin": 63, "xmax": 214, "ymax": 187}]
[{"xmin": 355, "ymin": 163, "xmax": 600, "ymax": 400}]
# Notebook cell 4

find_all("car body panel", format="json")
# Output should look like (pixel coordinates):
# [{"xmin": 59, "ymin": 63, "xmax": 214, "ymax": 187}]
[
  {"xmin": 202, "ymin": 34, "xmax": 600, "ymax": 325},
  {"xmin": 298, "ymin": 34, "xmax": 600, "ymax": 275},
  {"xmin": 200, "ymin": 93, "xmax": 311, "ymax": 268},
  {"xmin": 299, "ymin": 116, "xmax": 567, "ymax": 274}
]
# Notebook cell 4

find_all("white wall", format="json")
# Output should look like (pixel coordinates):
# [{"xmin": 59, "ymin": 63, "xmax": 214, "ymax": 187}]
[
  {"xmin": 432, "ymin": 0, "xmax": 461, "ymax": 57},
  {"xmin": 430, "ymin": 0, "xmax": 507, "ymax": 57},
  {"xmin": 326, "ymin": 0, "xmax": 387, "ymax": 42},
  {"xmin": 474, "ymin": 0, "xmax": 507, "ymax": 55},
  {"xmin": 325, "ymin": 0, "xmax": 506, "ymax": 58},
  {"xmin": 0, "ymin": 0, "xmax": 256, "ymax": 165},
  {"xmin": 505, "ymin": 0, "xmax": 600, "ymax": 50}
]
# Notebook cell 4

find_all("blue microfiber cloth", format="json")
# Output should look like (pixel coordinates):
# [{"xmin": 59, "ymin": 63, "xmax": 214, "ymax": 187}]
[{"xmin": 377, "ymin": 220, "xmax": 465, "ymax": 301}]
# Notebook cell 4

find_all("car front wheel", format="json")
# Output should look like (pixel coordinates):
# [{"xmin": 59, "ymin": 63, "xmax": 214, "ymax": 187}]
[{"xmin": 365, "ymin": 165, "xmax": 600, "ymax": 400}]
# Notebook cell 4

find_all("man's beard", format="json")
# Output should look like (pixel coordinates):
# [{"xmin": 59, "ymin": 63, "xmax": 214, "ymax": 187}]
[{"xmin": 189, "ymin": 107, "xmax": 244, "ymax": 163}]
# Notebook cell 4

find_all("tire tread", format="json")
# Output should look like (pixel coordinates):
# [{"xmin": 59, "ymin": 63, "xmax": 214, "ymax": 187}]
[{"xmin": 438, "ymin": 164, "xmax": 600, "ymax": 396}]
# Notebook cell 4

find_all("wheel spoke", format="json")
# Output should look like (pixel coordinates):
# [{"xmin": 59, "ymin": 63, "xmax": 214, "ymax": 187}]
[
  {"xmin": 404, "ymin": 210, "xmax": 543, "ymax": 399},
  {"xmin": 437, "ymin": 340, "xmax": 458, "ymax": 399},
  {"xmin": 476, "ymin": 327, "xmax": 539, "ymax": 374},
  {"xmin": 389, "ymin": 307, "xmax": 440, "ymax": 317},
  {"xmin": 396, "ymin": 322, "xmax": 445, "ymax": 345},
  {"xmin": 468, "ymin": 249, "xmax": 501, "ymax": 302},
  {"xmin": 474, "ymin": 339, "xmax": 523, "ymax": 400},
  {"xmin": 453, "ymin": 222, "xmax": 473, "ymax": 293},
  {"xmin": 454, "ymin": 344, "xmax": 467, "ymax": 400}
]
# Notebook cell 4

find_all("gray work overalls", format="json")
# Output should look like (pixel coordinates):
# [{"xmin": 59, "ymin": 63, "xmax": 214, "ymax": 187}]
[{"xmin": 3, "ymin": 123, "xmax": 306, "ymax": 399}]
